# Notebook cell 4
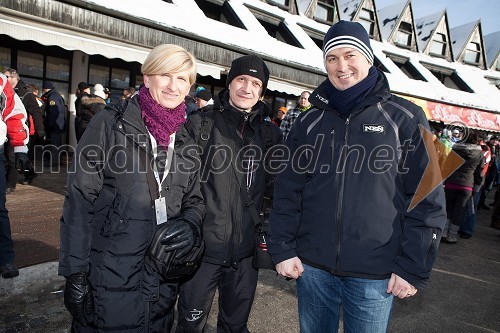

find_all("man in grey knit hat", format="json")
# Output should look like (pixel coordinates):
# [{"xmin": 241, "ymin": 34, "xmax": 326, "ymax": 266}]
[{"xmin": 268, "ymin": 20, "xmax": 446, "ymax": 332}]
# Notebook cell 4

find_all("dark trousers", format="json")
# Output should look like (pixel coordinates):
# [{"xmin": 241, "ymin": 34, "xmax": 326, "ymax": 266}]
[
  {"xmin": 445, "ymin": 188, "xmax": 472, "ymax": 226},
  {"xmin": 176, "ymin": 257, "xmax": 259, "ymax": 333},
  {"xmin": 44, "ymin": 131, "xmax": 64, "ymax": 166},
  {"xmin": 4, "ymin": 142, "xmax": 17, "ymax": 190},
  {"xmin": 0, "ymin": 147, "xmax": 15, "ymax": 266}
]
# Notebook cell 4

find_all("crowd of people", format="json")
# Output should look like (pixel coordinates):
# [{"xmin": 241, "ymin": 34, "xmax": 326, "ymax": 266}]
[
  {"xmin": 1, "ymin": 19, "xmax": 499, "ymax": 333},
  {"xmin": 431, "ymin": 125, "xmax": 500, "ymax": 242}
]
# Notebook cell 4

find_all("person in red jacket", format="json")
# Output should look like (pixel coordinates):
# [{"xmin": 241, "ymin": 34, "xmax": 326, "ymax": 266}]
[{"xmin": 0, "ymin": 73, "xmax": 30, "ymax": 278}]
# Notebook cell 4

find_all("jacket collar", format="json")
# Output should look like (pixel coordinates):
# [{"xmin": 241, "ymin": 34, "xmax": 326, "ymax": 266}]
[
  {"xmin": 309, "ymin": 68, "xmax": 391, "ymax": 114},
  {"xmin": 214, "ymin": 89, "xmax": 270, "ymax": 123}
]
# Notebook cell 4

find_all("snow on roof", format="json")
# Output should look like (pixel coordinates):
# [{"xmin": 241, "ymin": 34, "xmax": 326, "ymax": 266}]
[
  {"xmin": 338, "ymin": 0, "xmax": 362, "ymax": 21},
  {"xmin": 484, "ymin": 31, "xmax": 500, "ymax": 68},
  {"xmin": 79, "ymin": 0, "xmax": 499, "ymax": 112},
  {"xmin": 450, "ymin": 21, "xmax": 478, "ymax": 61},
  {"xmin": 377, "ymin": 1, "xmax": 407, "ymax": 42},
  {"xmin": 414, "ymin": 11, "xmax": 445, "ymax": 52}
]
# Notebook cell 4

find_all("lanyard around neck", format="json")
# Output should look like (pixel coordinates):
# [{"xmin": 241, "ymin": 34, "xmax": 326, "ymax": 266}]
[{"xmin": 148, "ymin": 131, "xmax": 175, "ymax": 197}]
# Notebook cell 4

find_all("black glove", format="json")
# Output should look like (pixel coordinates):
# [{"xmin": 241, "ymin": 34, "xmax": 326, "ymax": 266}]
[
  {"xmin": 159, "ymin": 219, "xmax": 196, "ymax": 259},
  {"xmin": 64, "ymin": 272, "xmax": 94, "ymax": 326},
  {"xmin": 15, "ymin": 152, "xmax": 30, "ymax": 172}
]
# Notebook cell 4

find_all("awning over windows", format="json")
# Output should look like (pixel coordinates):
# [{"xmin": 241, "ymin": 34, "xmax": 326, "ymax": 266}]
[
  {"xmin": 267, "ymin": 79, "xmax": 311, "ymax": 96},
  {"xmin": 0, "ymin": 14, "xmax": 223, "ymax": 79},
  {"xmin": 400, "ymin": 94, "xmax": 500, "ymax": 132}
]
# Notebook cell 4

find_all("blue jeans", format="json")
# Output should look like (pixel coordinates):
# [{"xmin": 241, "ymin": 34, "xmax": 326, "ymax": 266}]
[
  {"xmin": 297, "ymin": 264, "xmax": 393, "ymax": 333},
  {"xmin": 0, "ymin": 147, "xmax": 15, "ymax": 266}
]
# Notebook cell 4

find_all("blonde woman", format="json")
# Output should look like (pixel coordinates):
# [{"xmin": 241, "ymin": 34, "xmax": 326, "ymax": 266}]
[{"xmin": 59, "ymin": 44, "xmax": 205, "ymax": 332}]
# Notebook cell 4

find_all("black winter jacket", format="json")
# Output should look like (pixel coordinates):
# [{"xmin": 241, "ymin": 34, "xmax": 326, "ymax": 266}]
[
  {"xmin": 14, "ymin": 80, "xmax": 45, "ymax": 137},
  {"xmin": 445, "ymin": 143, "xmax": 484, "ymax": 191},
  {"xmin": 75, "ymin": 93, "xmax": 106, "ymax": 141},
  {"xmin": 59, "ymin": 96, "xmax": 205, "ymax": 332},
  {"xmin": 186, "ymin": 89, "xmax": 281, "ymax": 267},
  {"xmin": 268, "ymin": 71, "xmax": 446, "ymax": 290}
]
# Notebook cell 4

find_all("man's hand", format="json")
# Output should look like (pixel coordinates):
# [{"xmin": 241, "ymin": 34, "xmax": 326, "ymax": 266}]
[
  {"xmin": 64, "ymin": 273, "xmax": 94, "ymax": 326},
  {"xmin": 275, "ymin": 257, "xmax": 304, "ymax": 280},
  {"xmin": 15, "ymin": 152, "xmax": 30, "ymax": 172},
  {"xmin": 387, "ymin": 273, "xmax": 417, "ymax": 299},
  {"xmin": 159, "ymin": 219, "xmax": 196, "ymax": 258}
]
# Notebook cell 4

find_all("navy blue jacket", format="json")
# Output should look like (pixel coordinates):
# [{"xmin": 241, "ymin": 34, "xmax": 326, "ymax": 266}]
[
  {"xmin": 268, "ymin": 71, "xmax": 446, "ymax": 290},
  {"xmin": 42, "ymin": 88, "xmax": 66, "ymax": 133}
]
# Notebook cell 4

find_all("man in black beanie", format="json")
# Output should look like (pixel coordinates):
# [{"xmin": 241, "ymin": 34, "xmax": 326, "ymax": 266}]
[
  {"xmin": 177, "ymin": 54, "xmax": 281, "ymax": 333},
  {"xmin": 268, "ymin": 20, "xmax": 446, "ymax": 332}
]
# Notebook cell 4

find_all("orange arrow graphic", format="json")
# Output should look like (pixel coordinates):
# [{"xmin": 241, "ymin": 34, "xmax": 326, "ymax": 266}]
[{"xmin": 409, "ymin": 125, "xmax": 464, "ymax": 211}]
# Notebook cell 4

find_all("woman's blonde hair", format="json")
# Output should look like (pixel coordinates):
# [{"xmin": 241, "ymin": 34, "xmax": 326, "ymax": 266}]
[{"xmin": 141, "ymin": 44, "xmax": 197, "ymax": 84}]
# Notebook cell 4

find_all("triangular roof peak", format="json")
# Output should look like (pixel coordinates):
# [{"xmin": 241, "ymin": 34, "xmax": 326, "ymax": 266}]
[
  {"xmin": 296, "ymin": 0, "xmax": 340, "ymax": 25},
  {"xmin": 450, "ymin": 20, "xmax": 487, "ymax": 69},
  {"xmin": 484, "ymin": 31, "xmax": 500, "ymax": 70},
  {"xmin": 338, "ymin": 0, "xmax": 362, "ymax": 21},
  {"xmin": 338, "ymin": 0, "xmax": 381, "ymax": 41},
  {"xmin": 376, "ymin": 0, "xmax": 418, "ymax": 51},
  {"xmin": 377, "ymin": 0, "xmax": 407, "ymax": 41},
  {"xmin": 415, "ymin": 10, "xmax": 453, "ymax": 61}
]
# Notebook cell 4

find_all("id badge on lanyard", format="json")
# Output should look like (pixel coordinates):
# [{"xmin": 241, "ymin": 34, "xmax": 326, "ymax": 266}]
[
  {"xmin": 155, "ymin": 197, "xmax": 168, "ymax": 225},
  {"xmin": 149, "ymin": 132, "xmax": 175, "ymax": 225}
]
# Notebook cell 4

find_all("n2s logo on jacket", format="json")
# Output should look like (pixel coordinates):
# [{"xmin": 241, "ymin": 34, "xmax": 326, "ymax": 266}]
[{"xmin": 363, "ymin": 124, "xmax": 385, "ymax": 134}]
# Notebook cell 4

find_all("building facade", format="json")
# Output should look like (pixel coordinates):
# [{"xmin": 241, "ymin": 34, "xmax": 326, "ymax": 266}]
[{"xmin": 1, "ymin": 0, "xmax": 499, "ymax": 146}]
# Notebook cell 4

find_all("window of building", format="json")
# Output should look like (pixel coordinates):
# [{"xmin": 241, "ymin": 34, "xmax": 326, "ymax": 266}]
[
  {"xmin": 89, "ymin": 55, "xmax": 141, "ymax": 103},
  {"xmin": 315, "ymin": 0, "xmax": 335, "ymax": 24},
  {"xmin": 358, "ymin": 8, "xmax": 376, "ymax": 37},
  {"xmin": 268, "ymin": 0, "xmax": 290, "ymax": 10},
  {"xmin": 194, "ymin": 0, "xmax": 246, "ymax": 30},
  {"xmin": 485, "ymin": 76, "xmax": 500, "ymax": 90},
  {"xmin": 298, "ymin": 24, "xmax": 324, "ymax": 49},
  {"xmin": 17, "ymin": 50, "xmax": 44, "ymax": 78},
  {"xmin": 4, "ymin": 39, "xmax": 72, "ymax": 102},
  {"xmin": 429, "ymin": 33, "xmax": 447, "ymax": 57},
  {"xmin": 374, "ymin": 57, "xmax": 389, "ymax": 73},
  {"xmin": 162, "ymin": 0, "xmax": 173, "ymax": 3},
  {"xmin": 464, "ymin": 41, "xmax": 481, "ymax": 66},
  {"xmin": 385, "ymin": 53, "xmax": 426, "ymax": 81},
  {"xmin": 47, "ymin": 56, "xmax": 70, "ymax": 81},
  {"xmin": 89, "ymin": 64, "xmax": 110, "ymax": 87},
  {"xmin": 111, "ymin": 68, "xmax": 130, "ymax": 90},
  {"xmin": 394, "ymin": 22, "xmax": 412, "ymax": 48},
  {"xmin": 0, "ymin": 47, "xmax": 11, "ymax": 71},
  {"xmin": 421, "ymin": 62, "xmax": 473, "ymax": 93},
  {"xmin": 247, "ymin": 6, "xmax": 303, "ymax": 48}
]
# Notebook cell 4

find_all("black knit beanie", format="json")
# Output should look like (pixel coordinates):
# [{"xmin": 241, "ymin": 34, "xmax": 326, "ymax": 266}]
[
  {"xmin": 323, "ymin": 20, "xmax": 374, "ymax": 64},
  {"xmin": 195, "ymin": 89, "xmax": 212, "ymax": 102},
  {"xmin": 226, "ymin": 55, "xmax": 270, "ymax": 96}
]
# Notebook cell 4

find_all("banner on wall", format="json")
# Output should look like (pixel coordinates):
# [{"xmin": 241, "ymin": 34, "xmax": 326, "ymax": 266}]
[{"xmin": 397, "ymin": 94, "xmax": 500, "ymax": 132}]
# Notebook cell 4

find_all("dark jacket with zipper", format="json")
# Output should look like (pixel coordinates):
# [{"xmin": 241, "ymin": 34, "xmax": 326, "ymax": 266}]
[
  {"xmin": 186, "ymin": 89, "xmax": 281, "ymax": 267},
  {"xmin": 445, "ymin": 143, "xmax": 484, "ymax": 191},
  {"xmin": 268, "ymin": 71, "xmax": 446, "ymax": 290},
  {"xmin": 14, "ymin": 79, "xmax": 45, "ymax": 137},
  {"xmin": 59, "ymin": 96, "xmax": 205, "ymax": 332}
]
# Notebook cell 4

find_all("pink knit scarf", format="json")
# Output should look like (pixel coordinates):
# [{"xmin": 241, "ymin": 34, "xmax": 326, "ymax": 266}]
[{"xmin": 138, "ymin": 86, "xmax": 186, "ymax": 146}]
